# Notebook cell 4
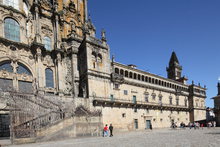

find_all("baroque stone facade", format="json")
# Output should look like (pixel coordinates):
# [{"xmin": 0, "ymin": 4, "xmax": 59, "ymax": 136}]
[{"xmin": 0, "ymin": 0, "xmax": 206, "ymax": 143}]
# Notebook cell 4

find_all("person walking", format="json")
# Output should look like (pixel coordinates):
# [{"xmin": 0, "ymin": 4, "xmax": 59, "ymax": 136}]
[{"xmin": 109, "ymin": 124, "xmax": 113, "ymax": 137}]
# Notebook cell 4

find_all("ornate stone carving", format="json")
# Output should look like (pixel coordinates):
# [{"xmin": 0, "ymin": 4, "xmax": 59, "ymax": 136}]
[
  {"xmin": 69, "ymin": 1, "xmax": 76, "ymax": 13},
  {"xmin": 43, "ymin": 55, "xmax": 54, "ymax": 67},
  {"xmin": 63, "ymin": 57, "xmax": 73, "ymax": 95},
  {"xmin": 36, "ymin": 48, "xmax": 42, "ymax": 60},
  {"xmin": 111, "ymin": 73, "xmax": 124, "ymax": 84},
  {"xmin": 41, "ymin": 25, "xmax": 53, "ymax": 36},
  {"xmin": 57, "ymin": 53, "xmax": 62, "ymax": 62},
  {"xmin": 39, "ymin": 0, "xmax": 53, "ymax": 10},
  {"xmin": 28, "ymin": 56, "xmax": 35, "ymax": 65}
]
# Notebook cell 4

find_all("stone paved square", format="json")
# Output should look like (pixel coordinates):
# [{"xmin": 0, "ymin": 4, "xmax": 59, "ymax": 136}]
[{"xmin": 3, "ymin": 128, "xmax": 220, "ymax": 147}]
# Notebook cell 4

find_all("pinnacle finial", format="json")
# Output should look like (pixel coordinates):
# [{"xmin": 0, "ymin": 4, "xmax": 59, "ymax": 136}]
[
  {"xmin": 101, "ymin": 29, "xmax": 107, "ymax": 42},
  {"xmin": 112, "ymin": 55, "xmax": 115, "ymax": 62}
]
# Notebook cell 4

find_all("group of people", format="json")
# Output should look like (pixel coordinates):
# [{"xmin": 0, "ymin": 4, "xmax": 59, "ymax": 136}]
[
  {"xmin": 188, "ymin": 122, "xmax": 201, "ymax": 129},
  {"xmin": 207, "ymin": 121, "xmax": 216, "ymax": 128},
  {"xmin": 103, "ymin": 124, "xmax": 113, "ymax": 137},
  {"xmin": 171, "ymin": 122, "xmax": 203, "ymax": 129}
]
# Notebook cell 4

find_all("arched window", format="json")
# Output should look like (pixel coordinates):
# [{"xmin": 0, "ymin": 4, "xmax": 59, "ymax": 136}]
[
  {"xmin": 0, "ymin": 61, "xmax": 13, "ymax": 91},
  {"xmin": 97, "ymin": 54, "xmax": 102, "ymax": 63},
  {"xmin": 3, "ymin": 0, "xmax": 19, "ymax": 10},
  {"xmin": 45, "ymin": 68, "xmax": 54, "ymax": 88},
  {"xmin": 17, "ymin": 63, "xmax": 32, "ymax": 75},
  {"xmin": 129, "ymin": 72, "xmax": 133, "ymax": 78},
  {"xmin": 4, "ymin": 18, "xmax": 20, "ymax": 42},
  {"xmin": 120, "ymin": 69, "xmax": 124, "ymax": 76},
  {"xmin": 0, "ymin": 61, "xmax": 33, "ymax": 93},
  {"xmin": 152, "ymin": 78, "xmax": 155, "ymax": 84},
  {"xmin": 0, "ymin": 61, "xmax": 13, "ymax": 72},
  {"xmin": 149, "ymin": 77, "xmax": 151, "ymax": 83},
  {"xmin": 44, "ymin": 36, "xmax": 52, "ymax": 51},
  {"xmin": 145, "ymin": 76, "xmax": 148, "ymax": 82},
  {"xmin": 138, "ymin": 74, "xmax": 141, "ymax": 80},
  {"xmin": 115, "ymin": 68, "xmax": 119, "ymax": 74},
  {"xmin": 125, "ymin": 71, "xmax": 128, "ymax": 77},
  {"xmin": 134, "ymin": 73, "xmax": 137, "ymax": 79}
]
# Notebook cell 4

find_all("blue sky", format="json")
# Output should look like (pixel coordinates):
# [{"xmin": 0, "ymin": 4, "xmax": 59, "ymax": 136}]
[{"xmin": 88, "ymin": 0, "xmax": 220, "ymax": 107}]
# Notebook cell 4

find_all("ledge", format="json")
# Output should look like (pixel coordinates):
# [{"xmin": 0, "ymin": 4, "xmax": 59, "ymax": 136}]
[{"xmin": 93, "ymin": 97, "xmax": 190, "ymax": 112}]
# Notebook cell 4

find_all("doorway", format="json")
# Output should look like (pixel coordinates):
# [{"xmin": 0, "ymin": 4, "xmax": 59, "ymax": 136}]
[
  {"xmin": 146, "ymin": 120, "xmax": 151, "ymax": 129},
  {"xmin": 134, "ymin": 119, "xmax": 138, "ymax": 129},
  {"xmin": 0, "ymin": 114, "xmax": 10, "ymax": 138}
]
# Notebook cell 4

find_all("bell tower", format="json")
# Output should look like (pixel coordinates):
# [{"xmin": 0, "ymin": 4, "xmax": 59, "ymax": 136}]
[{"xmin": 166, "ymin": 51, "xmax": 182, "ymax": 80}]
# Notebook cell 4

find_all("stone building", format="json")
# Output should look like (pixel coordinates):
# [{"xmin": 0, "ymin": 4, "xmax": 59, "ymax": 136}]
[
  {"xmin": 0, "ymin": 0, "xmax": 206, "ymax": 143},
  {"xmin": 212, "ymin": 83, "xmax": 220, "ymax": 126}
]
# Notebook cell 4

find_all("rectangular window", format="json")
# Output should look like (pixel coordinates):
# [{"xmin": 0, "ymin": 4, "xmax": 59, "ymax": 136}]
[
  {"xmin": 124, "ymin": 90, "xmax": 128, "ymax": 95},
  {"xmin": 133, "ymin": 95, "xmax": 137, "ymax": 104},
  {"xmin": 114, "ymin": 83, "xmax": 119, "ymax": 89},
  {"xmin": 0, "ymin": 78, "xmax": 13, "ymax": 92},
  {"xmin": 134, "ymin": 119, "xmax": 138, "ymax": 129},
  {"xmin": 152, "ymin": 93, "xmax": 156, "ymax": 100},
  {"xmin": 0, "ymin": 114, "xmax": 10, "ymax": 137},
  {"xmin": 18, "ymin": 81, "xmax": 33, "ymax": 94},
  {"xmin": 169, "ymin": 97, "xmax": 172, "ymax": 105},
  {"xmin": 185, "ymin": 100, "xmax": 187, "ymax": 107},
  {"xmin": 145, "ymin": 94, "xmax": 149, "ymax": 102},
  {"xmin": 110, "ymin": 94, "xmax": 114, "ymax": 101},
  {"xmin": 176, "ymin": 98, "xmax": 179, "ymax": 106}
]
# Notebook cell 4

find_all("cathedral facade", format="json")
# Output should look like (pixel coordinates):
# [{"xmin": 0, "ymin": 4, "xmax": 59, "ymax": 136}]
[{"xmin": 0, "ymin": 0, "xmax": 206, "ymax": 142}]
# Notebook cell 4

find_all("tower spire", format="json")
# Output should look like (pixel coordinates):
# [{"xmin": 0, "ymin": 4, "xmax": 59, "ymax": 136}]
[{"xmin": 166, "ymin": 51, "xmax": 182, "ymax": 81}]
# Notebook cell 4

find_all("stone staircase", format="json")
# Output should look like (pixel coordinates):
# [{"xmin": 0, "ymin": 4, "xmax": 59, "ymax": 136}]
[{"xmin": 0, "ymin": 92, "xmax": 102, "ymax": 144}]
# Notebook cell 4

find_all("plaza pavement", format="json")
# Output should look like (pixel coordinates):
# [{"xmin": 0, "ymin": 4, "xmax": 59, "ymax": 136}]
[{"xmin": 2, "ymin": 128, "xmax": 220, "ymax": 147}]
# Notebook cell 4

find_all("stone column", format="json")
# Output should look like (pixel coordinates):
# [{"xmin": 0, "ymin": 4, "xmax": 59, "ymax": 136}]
[
  {"xmin": 34, "ymin": 0, "xmax": 41, "ymax": 43},
  {"xmin": 0, "ymin": 19, "xmax": 3, "ymax": 37},
  {"xmin": 36, "ymin": 48, "xmax": 44, "ymax": 94},
  {"xmin": 11, "ymin": 61, "xmax": 18, "ymax": 91},
  {"xmin": 53, "ymin": 2, "xmax": 60, "ymax": 49},
  {"xmin": 56, "ymin": 53, "xmax": 63, "ymax": 95},
  {"xmin": 83, "ymin": 0, "xmax": 88, "ymax": 22},
  {"xmin": 71, "ymin": 48, "xmax": 79, "ymax": 97}
]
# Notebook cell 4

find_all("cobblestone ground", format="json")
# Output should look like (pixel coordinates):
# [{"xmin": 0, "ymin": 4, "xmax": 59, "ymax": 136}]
[{"xmin": 4, "ymin": 128, "xmax": 220, "ymax": 147}]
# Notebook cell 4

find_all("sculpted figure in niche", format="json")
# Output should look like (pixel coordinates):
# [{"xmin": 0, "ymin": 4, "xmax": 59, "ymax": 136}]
[{"xmin": 69, "ymin": 0, "xmax": 76, "ymax": 13}]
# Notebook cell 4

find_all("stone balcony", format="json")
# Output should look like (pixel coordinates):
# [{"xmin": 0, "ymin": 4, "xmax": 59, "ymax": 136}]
[{"xmin": 93, "ymin": 97, "xmax": 190, "ymax": 111}]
